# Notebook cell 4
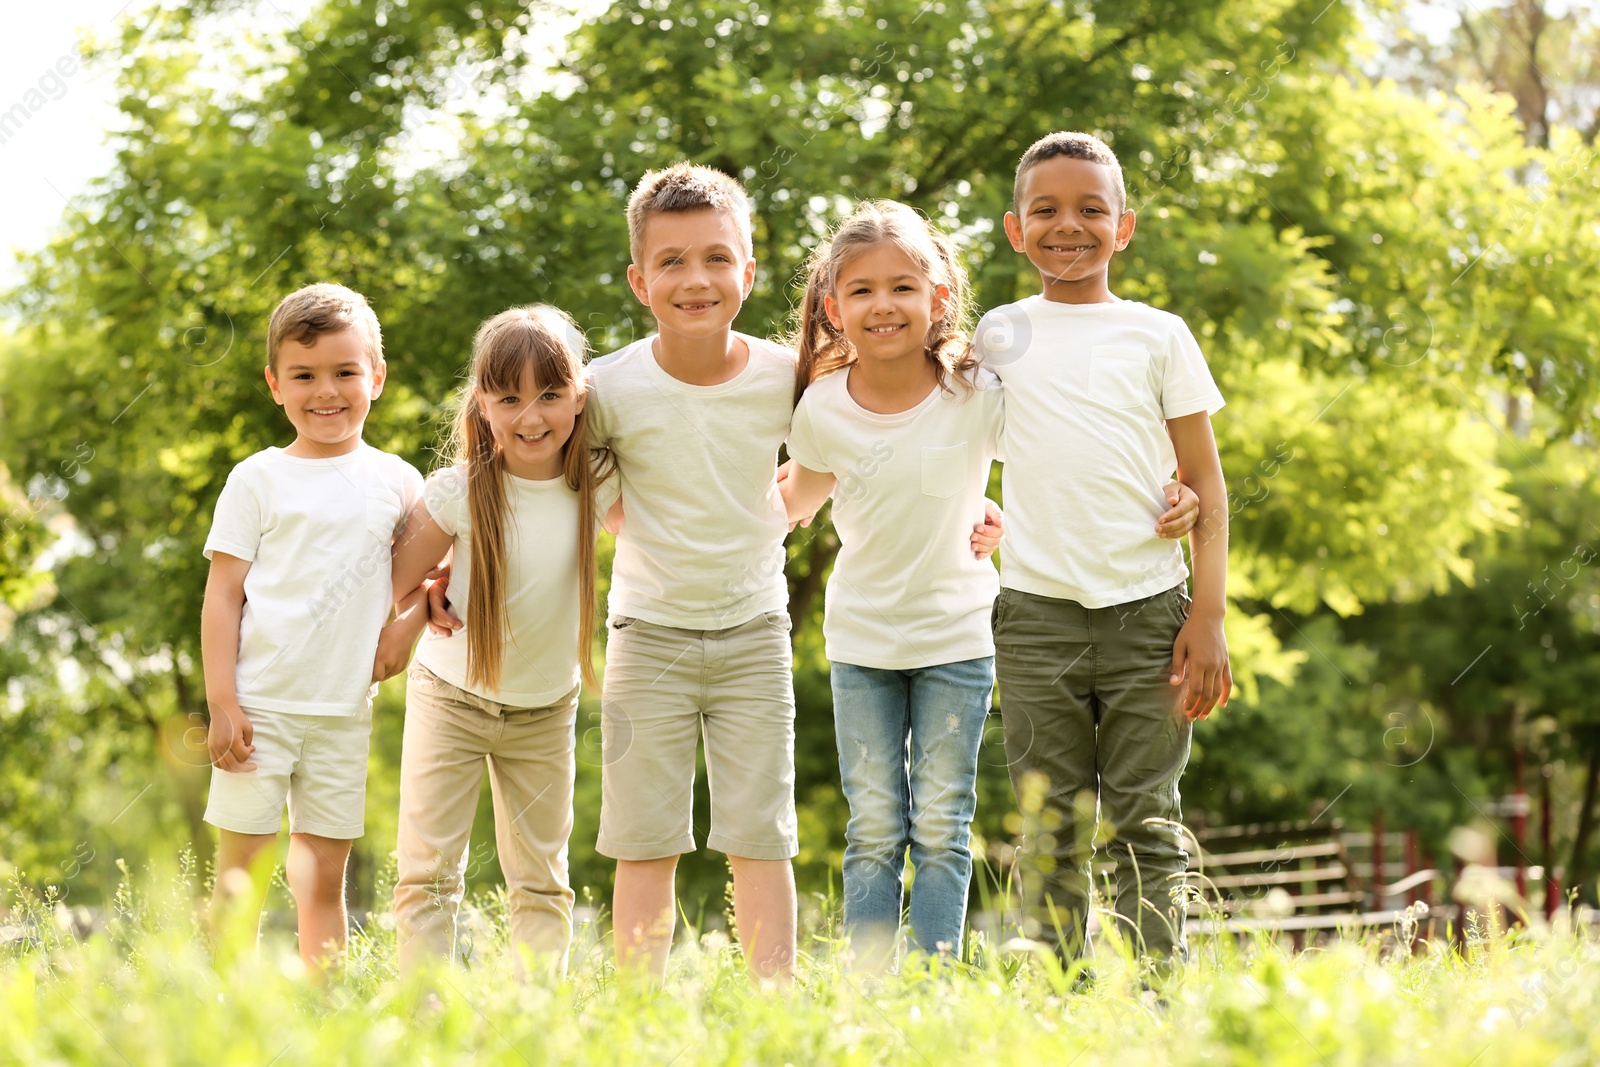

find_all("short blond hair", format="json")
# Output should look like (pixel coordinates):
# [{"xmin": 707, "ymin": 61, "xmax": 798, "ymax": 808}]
[
  {"xmin": 266, "ymin": 283, "xmax": 383, "ymax": 371},
  {"xmin": 626, "ymin": 162, "xmax": 754, "ymax": 265}
]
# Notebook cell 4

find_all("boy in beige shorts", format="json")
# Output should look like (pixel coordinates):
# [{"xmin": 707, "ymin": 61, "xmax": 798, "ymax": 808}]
[
  {"xmin": 202, "ymin": 283, "xmax": 422, "ymax": 975},
  {"xmin": 585, "ymin": 163, "xmax": 800, "ymax": 981}
]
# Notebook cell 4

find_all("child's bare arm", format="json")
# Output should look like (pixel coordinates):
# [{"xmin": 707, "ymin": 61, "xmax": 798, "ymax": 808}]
[
  {"xmin": 780, "ymin": 462, "xmax": 835, "ymax": 529},
  {"xmin": 1167, "ymin": 412, "xmax": 1231, "ymax": 721},
  {"xmin": 201, "ymin": 553, "xmax": 257, "ymax": 772},
  {"xmin": 373, "ymin": 585, "xmax": 429, "ymax": 682},
  {"xmin": 390, "ymin": 502, "xmax": 454, "ymax": 605}
]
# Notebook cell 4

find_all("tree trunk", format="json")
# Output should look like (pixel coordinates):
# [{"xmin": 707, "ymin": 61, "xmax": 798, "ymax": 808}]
[
  {"xmin": 785, "ymin": 524, "xmax": 839, "ymax": 637},
  {"xmin": 1568, "ymin": 745, "xmax": 1600, "ymax": 909}
]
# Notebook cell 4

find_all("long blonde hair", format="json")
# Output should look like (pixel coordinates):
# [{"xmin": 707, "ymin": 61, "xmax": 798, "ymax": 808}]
[
  {"xmin": 445, "ymin": 305, "xmax": 611, "ymax": 692},
  {"xmin": 792, "ymin": 199, "xmax": 977, "ymax": 404}
]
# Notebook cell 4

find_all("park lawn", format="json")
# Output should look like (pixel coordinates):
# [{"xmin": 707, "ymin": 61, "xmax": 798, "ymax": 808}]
[{"xmin": 2, "ymin": 866, "xmax": 1597, "ymax": 1067}]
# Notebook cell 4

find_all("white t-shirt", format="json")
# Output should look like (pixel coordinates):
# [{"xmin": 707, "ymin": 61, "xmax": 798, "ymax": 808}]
[
  {"xmin": 203, "ymin": 444, "xmax": 424, "ymax": 716},
  {"xmin": 586, "ymin": 333, "xmax": 795, "ymax": 629},
  {"xmin": 414, "ymin": 464, "xmax": 620, "ymax": 706},
  {"xmin": 973, "ymin": 296, "xmax": 1225, "ymax": 608},
  {"xmin": 788, "ymin": 367, "xmax": 1003, "ymax": 670}
]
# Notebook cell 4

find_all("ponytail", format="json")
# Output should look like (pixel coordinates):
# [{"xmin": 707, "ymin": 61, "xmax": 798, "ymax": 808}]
[
  {"xmin": 563, "ymin": 393, "xmax": 613, "ymax": 692},
  {"xmin": 788, "ymin": 200, "xmax": 977, "ymax": 403},
  {"xmin": 792, "ymin": 248, "xmax": 852, "ymax": 406}
]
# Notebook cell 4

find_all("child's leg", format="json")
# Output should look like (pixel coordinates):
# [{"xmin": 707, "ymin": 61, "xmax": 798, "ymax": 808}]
[
  {"xmin": 904, "ymin": 656, "xmax": 994, "ymax": 958},
  {"xmin": 282, "ymin": 709, "xmax": 371, "ymax": 978},
  {"xmin": 286, "ymin": 832, "xmax": 354, "ymax": 975},
  {"xmin": 204, "ymin": 708, "xmax": 297, "ymax": 962},
  {"xmin": 393, "ymin": 665, "xmax": 494, "ymax": 976},
  {"xmin": 992, "ymin": 589, "xmax": 1098, "ymax": 955},
  {"xmin": 829, "ymin": 661, "xmax": 913, "ymax": 971},
  {"xmin": 725, "ymin": 855, "xmax": 796, "ymax": 980},
  {"xmin": 209, "ymin": 829, "xmax": 278, "ymax": 959},
  {"xmin": 1094, "ymin": 586, "xmax": 1193, "ymax": 964},
  {"xmin": 703, "ymin": 611, "xmax": 799, "ymax": 980},
  {"xmin": 597, "ymin": 616, "xmax": 712, "ymax": 978},
  {"xmin": 613, "ymin": 856, "xmax": 681, "ymax": 978},
  {"xmin": 486, "ymin": 687, "xmax": 580, "ymax": 981}
]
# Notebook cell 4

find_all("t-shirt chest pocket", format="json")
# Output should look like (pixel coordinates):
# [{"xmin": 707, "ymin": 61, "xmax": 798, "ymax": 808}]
[
  {"xmin": 920, "ymin": 442, "xmax": 967, "ymax": 499},
  {"xmin": 1089, "ymin": 344, "xmax": 1154, "ymax": 409},
  {"xmin": 365, "ymin": 486, "xmax": 404, "ymax": 543}
]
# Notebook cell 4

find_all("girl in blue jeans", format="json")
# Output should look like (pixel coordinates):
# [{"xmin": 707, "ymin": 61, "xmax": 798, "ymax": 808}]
[{"xmin": 782, "ymin": 201, "xmax": 1198, "ymax": 967}]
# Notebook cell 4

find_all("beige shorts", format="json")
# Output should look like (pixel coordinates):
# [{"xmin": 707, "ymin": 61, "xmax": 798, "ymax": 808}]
[
  {"xmin": 203, "ymin": 705, "xmax": 372, "ymax": 839},
  {"xmin": 597, "ymin": 611, "xmax": 798, "ymax": 861}
]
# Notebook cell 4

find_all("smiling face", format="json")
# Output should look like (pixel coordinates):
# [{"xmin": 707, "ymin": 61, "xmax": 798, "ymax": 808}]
[
  {"xmin": 1004, "ymin": 156, "xmax": 1136, "ymax": 303},
  {"xmin": 626, "ymin": 208, "xmax": 756, "ymax": 343},
  {"xmin": 264, "ymin": 328, "xmax": 385, "ymax": 457},
  {"xmin": 824, "ymin": 242, "xmax": 948, "ymax": 370},
  {"xmin": 475, "ymin": 365, "xmax": 585, "ymax": 481}
]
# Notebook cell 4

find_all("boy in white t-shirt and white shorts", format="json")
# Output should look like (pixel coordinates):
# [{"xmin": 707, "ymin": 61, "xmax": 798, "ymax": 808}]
[
  {"xmin": 974, "ymin": 133, "xmax": 1232, "ymax": 968},
  {"xmin": 201, "ymin": 283, "xmax": 422, "ymax": 975}
]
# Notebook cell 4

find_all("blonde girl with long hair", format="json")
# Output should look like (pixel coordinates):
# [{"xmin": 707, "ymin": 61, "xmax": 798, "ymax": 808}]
[
  {"xmin": 782, "ymin": 201, "xmax": 1198, "ymax": 969},
  {"xmin": 384, "ymin": 305, "xmax": 615, "ymax": 979}
]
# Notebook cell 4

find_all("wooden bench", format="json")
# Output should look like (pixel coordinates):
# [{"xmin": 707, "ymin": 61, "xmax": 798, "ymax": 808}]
[{"xmin": 1180, "ymin": 820, "xmax": 1446, "ymax": 947}]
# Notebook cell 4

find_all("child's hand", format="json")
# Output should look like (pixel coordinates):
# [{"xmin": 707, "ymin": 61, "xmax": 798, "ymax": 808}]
[
  {"xmin": 971, "ymin": 499, "xmax": 1004, "ymax": 560},
  {"xmin": 425, "ymin": 561, "xmax": 463, "ymax": 637},
  {"xmin": 602, "ymin": 494, "xmax": 627, "ymax": 535},
  {"xmin": 1155, "ymin": 481, "xmax": 1200, "ymax": 539},
  {"xmin": 777, "ymin": 458, "xmax": 819, "ymax": 530},
  {"xmin": 779, "ymin": 460, "xmax": 833, "ymax": 532},
  {"xmin": 372, "ymin": 623, "xmax": 413, "ymax": 682},
  {"xmin": 208, "ymin": 706, "xmax": 257, "ymax": 772},
  {"xmin": 1169, "ymin": 612, "xmax": 1231, "ymax": 721},
  {"xmin": 787, "ymin": 504, "xmax": 822, "ymax": 533}
]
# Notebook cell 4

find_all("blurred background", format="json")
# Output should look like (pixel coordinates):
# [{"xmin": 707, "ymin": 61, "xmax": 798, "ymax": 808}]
[{"xmin": 1, "ymin": 0, "xmax": 1597, "ymax": 928}]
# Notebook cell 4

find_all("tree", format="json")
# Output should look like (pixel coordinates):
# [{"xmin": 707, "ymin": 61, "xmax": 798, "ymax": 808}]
[{"xmin": 1376, "ymin": 0, "xmax": 1600, "ymax": 149}]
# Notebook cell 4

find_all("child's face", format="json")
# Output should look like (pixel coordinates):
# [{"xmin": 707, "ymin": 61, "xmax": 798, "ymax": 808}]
[
  {"xmin": 1004, "ymin": 156, "xmax": 1136, "ymax": 300},
  {"xmin": 264, "ymin": 328, "xmax": 385, "ymax": 457},
  {"xmin": 824, "ymin": 243, "xmax": 948, "ymax": 368},
  {"xmin": 626, "ymin": 208, "xmax": 756, "ymax": 344},
  {"xmin": 476, "ymin": 365, "xmax": 585, "ymax": 482}
]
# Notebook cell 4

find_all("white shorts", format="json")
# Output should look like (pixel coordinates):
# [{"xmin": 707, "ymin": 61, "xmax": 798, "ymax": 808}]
[{"xmin": 203, "ymin": 706, "xmax": 372, "ymax": 839}]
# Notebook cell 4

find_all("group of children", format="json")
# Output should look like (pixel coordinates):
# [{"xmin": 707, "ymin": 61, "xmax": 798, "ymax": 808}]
[{"xmin": 200, "ymin": 130, "xmax": 1231, "ymax": 983}]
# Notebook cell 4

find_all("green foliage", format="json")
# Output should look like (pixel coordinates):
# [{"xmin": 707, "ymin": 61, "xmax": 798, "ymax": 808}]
[{"xmin": 1219, "ymin": 359, "xmax": 1515, "ymax": 617}]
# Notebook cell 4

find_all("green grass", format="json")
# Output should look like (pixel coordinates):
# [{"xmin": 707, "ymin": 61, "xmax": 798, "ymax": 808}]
[{"xmin": 3, "ymin": 862, "xmax": 1597, "ymax": 1066}]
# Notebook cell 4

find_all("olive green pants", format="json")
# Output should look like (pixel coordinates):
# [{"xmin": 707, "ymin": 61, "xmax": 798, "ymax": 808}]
[{"xmin": 994, "ymin": 584, "xmax": 1192, "ymax": 962}]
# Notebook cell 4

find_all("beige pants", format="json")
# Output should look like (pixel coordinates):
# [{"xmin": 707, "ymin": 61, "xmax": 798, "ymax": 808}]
[{"xmin": 394, "ymin": 662, "xmax": 578, "ymax": 978}]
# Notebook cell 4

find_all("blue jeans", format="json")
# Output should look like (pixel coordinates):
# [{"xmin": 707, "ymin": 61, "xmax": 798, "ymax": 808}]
[{"xmin": 831, "ymin": 656, "xmax": 994, "ymax": 963}]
